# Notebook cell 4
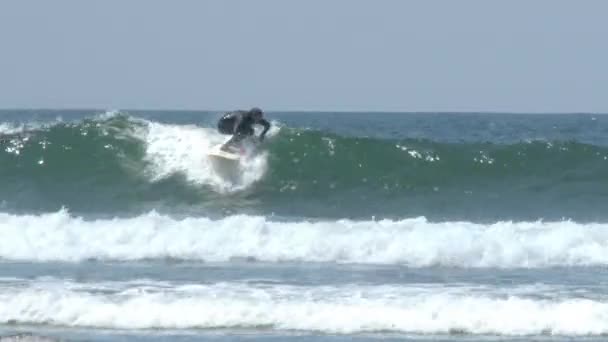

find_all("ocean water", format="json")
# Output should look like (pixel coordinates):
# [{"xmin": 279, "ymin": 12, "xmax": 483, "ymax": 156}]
[{"xmin": 1, "ymin": 110, "xmax": 608, "ymax": 341}]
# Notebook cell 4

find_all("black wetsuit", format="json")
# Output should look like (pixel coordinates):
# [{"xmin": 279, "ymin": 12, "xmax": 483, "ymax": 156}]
[{"xmin": 217, "ymin": 110, "xmax": 270, "ymax": 149}]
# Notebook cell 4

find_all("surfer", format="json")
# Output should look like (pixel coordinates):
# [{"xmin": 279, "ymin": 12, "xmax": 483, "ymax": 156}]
[{"xmin": 217, "ymin": 107, "xmax": 270, "ymax": 151}]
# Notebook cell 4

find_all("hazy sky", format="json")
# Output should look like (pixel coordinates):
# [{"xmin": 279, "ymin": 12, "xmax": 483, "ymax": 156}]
[{"xmin": 1, "ymin": 0, "xmax": 607, "ymax": 112}]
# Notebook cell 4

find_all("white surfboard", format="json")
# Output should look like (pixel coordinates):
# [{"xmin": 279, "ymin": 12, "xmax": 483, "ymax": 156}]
[{"xmin": 207, "ymin": 145, "xmax": 240, "ymax": 161}]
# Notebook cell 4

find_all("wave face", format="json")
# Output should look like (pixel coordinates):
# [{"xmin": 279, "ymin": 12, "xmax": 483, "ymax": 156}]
[
  {"xmin": 2, "ymin": 210, "xmax": 608, "ymax": 267},
  {"xmin": 0, "ymin": 114, "xmax": 269, "ymax": 216},
  {"xmin": 1, "ymin": 112, "xmax": 608, "ymax": 221}
]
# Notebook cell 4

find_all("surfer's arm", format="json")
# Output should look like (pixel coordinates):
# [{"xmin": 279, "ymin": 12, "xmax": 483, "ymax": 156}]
[
  {"xmin": 232, "ymin": 116, "xmax": 245, "ymax": 134},
  {"xmin": 258, "ymin": 119, "xmax": 270, "ymax": 141}
]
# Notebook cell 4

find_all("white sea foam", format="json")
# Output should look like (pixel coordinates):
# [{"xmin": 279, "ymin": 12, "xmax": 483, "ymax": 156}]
[
  {"xmin": 0, "ymin": 114, "xmax": 67, "ymax": 136},
  {"xmin": 0, "ymin": 121, "xmax": 52, "ymax": 136},
  {"xmin": 0, "ymin": 123, "xmax": 26, "ymax": 135},
  {"xmin": 143, "ymin": 121, "xmax": 269, "ymax": 192},
  {"xmin": 1, "ymin": 210, "xmax": 608, "ymax": 267},
  {"xmin": 0, "ymin": 334, "xmax": 59, "ymax": 342},
  {"xmin": 0, "ymin": 279, "xmax": 606, "ymax": 335}
]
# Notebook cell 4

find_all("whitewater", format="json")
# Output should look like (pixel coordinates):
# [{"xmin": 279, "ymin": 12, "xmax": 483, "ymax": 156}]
[
  {"xmin": 2, "ymin": 278, "xmax": 608, "ymax": 335},
  {"xmin": 1, "ymin": 110, "xmax": 608, "ymax": 342},
  {"xmin": 2, "ymin": 210, "xmax": 608, "ymax": 267}
]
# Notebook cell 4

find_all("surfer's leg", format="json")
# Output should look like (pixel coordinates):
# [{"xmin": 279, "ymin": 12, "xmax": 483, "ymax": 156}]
[
  {"xmin": 220, "ymin": 136, "xmax": 235, "ymax": 151},
  {"xmin": 220, "ymin": 125, "xmax": 254, "ymax": 151},
  {"xmin": 221, "ymin": 133, "xmax": 246, "ymax": 151}
]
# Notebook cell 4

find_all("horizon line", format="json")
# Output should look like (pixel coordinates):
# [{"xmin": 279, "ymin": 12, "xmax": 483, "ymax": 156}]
[{"xmin": 0, "ymin": 107, "xmax": 606, "ymax": 115}]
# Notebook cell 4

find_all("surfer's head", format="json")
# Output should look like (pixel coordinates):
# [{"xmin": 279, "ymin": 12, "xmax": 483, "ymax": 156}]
[{"xmin": 249, "ymin": 107, "xmax": 264, "ymax": 121}]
